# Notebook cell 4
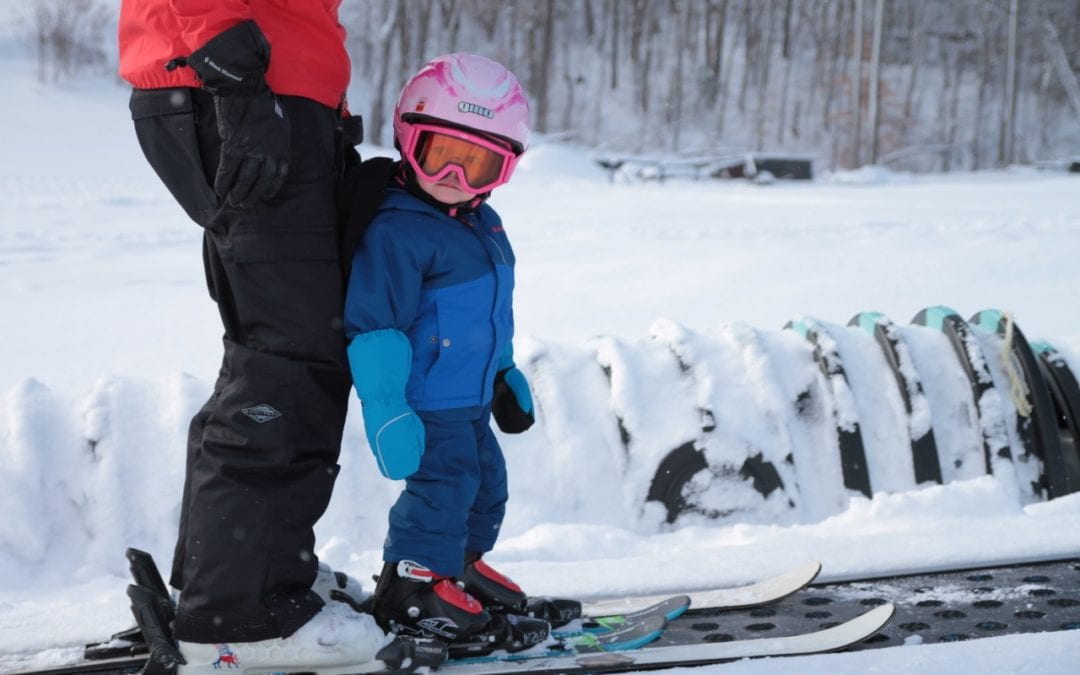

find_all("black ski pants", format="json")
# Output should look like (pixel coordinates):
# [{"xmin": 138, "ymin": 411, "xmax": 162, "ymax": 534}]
[{"xmin": 130, "ymin": 87, "xmax": 350, "ymax": 642}]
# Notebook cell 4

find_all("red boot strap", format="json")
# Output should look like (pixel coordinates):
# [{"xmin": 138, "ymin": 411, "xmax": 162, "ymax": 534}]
[
  {"xmin": 474, "ymin": 559, "xmax": 523, "ymax": 593},
  {"xmin": 434, "ymin": 579, "xmax": 485, "ymax": 614},
  {"xmin": 397, "ymin": 560, "xmax": 445, "ymax": 582}
]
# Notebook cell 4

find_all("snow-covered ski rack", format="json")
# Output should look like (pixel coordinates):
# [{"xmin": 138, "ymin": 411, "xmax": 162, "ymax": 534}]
[{"xmin": 522, "ymin": 307, "xmax": 1080, "ymax": 526}]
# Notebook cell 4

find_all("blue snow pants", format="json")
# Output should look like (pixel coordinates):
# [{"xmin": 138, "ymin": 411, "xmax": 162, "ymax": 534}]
[{"xmin": 384, "ymin": 407, "xmax": 508, "ymax": 576}]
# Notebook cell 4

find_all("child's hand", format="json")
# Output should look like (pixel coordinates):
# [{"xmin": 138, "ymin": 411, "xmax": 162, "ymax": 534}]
[
  {"xmin": 362, "ymin": 400, "xmax": 425, "ymax": 479},
  {"xmin": 348, "ymin": 329, "xmax": 425, "ymax": 478},
  {"xmin": 492, "ymin": 367, "xmax": 534, "ymax": 434}
]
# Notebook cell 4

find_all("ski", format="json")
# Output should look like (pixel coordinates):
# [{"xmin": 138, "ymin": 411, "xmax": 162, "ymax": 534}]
[
  {"xmin": 10, "ymin": 614, "xmax": 668, "ymax": 675},
  {"xmin": 85, "ymin": 556, "xmax": 814, "ymax": 657},
  {"xmin": 582, "ymin": 560, "xmax": 822, "ymax": 616},
  {"xmin": 40, "ymin": 557, "xmax": 820, "ymax": 675},
  {"xmin": 583, "ymin": 594, "xmax": 690, "ymax": 632},
  {"xmin": 10, "ymin": 595, "xmax": 891, "ymax": 675},
  {"xmin": 451, "ymin": 613, "xmax": 667, "ymax": 666},
  {"xmin": 439, "ymin": 603, "xmax": 895, "ymax": 674},
  {"xmin": 554, "ymin": 594, "xmax": 690, "ymax": 638}
]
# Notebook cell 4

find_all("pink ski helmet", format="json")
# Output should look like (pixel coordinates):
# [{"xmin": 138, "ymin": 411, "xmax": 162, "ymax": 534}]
[{"xmin": 394, "ymin": 54, "xmax": 530, "ymax": 188}]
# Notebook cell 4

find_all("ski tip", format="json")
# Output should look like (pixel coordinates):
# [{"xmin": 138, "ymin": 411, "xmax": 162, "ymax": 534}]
[
  {"xmin": 851, "ymin": 602, "xmax": 896, "ymax": 633},
  {"xmin": 876, "ymin": 602, "xmax": 897, "ymax": 621},
  {"xmin": 801, "ymin": 602, "xmax": 896, "ymax": 654},
  {"xmin": 787, "ymin": 560, "xmax": 823, "ymax": 587},
  {"xmin": 600, "ymin": 615, "xmax": 666, "ymax": 651},
  {"xmin": 665, "ymin": 595, "xmax": 692, "ymax": 621}
]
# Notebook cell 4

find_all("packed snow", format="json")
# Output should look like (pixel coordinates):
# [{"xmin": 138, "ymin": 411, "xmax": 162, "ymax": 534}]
[{"xmin": 2, "ymin": 41, "xmax": 1080, "ymax": 675}]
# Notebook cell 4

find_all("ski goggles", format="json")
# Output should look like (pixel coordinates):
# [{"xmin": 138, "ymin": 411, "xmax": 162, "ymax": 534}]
[{"xmin": 403, "ymin": 123, "xmax": 518, "ymax": 195}]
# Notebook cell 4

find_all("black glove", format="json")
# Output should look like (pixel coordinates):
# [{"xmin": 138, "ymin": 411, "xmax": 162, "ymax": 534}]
[
  {"xmin": 188, "ymin": 21, "xmax": 290, "ymax": 207},
  {"xmin": 492, "ymin": 367, "xmax": 535, "ymax": 434}
]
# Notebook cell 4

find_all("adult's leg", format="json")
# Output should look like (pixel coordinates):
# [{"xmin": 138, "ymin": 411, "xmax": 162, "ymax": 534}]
[{"xmin": 132, "ymin": 89, "xmax": 351, "ymax": 641}]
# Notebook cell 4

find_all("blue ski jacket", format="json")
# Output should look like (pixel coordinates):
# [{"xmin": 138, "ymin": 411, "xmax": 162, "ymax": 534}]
[{"xmin": 344, "ymin": 187, "xmax": 515, "ymax": 419}]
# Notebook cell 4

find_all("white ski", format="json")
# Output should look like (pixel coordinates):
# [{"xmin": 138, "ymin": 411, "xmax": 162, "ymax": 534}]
[
  {"xmin": 583, "ymin": 560, "xmax": 822, "ymax": 616},
  {"xmin": 443, "ymin": 603, "xmax": 895, "ymax": 673}
]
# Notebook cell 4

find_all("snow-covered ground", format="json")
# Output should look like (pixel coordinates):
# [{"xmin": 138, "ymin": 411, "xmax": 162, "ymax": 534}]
[{"xmin": 2, "ymin": 46, "xmax": 1080, "ymax": 674}]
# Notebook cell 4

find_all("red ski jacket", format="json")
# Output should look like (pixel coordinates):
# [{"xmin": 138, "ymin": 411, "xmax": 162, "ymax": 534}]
[{"xmin": 118, "ymin": 0, "xmax": 350, "ymax": 110}]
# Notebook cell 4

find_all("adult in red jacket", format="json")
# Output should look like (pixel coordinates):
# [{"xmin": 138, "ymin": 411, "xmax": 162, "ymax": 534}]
[{"xmin": 118, "ymin": 2, "xmax": 380, "ymax": 670}]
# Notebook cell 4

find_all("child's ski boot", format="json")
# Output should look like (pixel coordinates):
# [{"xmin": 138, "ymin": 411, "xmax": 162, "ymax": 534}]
[
  {"xmin": 370, "ymin": 560, "xmax": 551, "ymax": 657},
  {"xmin": 459, "ymin": 551, "xmax": 583, "ymax": 629},
  {"xmin": 458, "ymin": 551, "xmax": 528, "ymax": 614},
  {"xmin": 369, "ymin": 560, "xmax": 493, "ymax": 643}
]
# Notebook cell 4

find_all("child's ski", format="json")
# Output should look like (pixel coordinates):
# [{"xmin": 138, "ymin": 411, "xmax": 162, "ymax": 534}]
[
  {"xmin": 451, "ymin": 613, "xmax": 667, "ymax": 665},
  {"xmin": 438, "ymin": 603, "xmax": 895, "ymax": 674}
]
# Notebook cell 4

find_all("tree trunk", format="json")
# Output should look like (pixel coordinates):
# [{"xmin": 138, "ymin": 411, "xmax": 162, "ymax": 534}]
[
  {"xmin": 945, "ymin": 51, "xmax": 964, "ymax": 172},
  {"xmin": 1000, "ymin": 0, "xmax": 1018, "ymax": 165},
  {"xmin": 867, "ymin": 0, "xmax": 884, "ymax": 164},
  {"xmin": 851, "ymin": 0, "xmax": 863, "ymax": 167},
  {"xmin": 716, "ymin": 10, "xmax": 743, "ymax": 135},
  {"xmin": 533, "ymin": 0, "xmax": 556, "ymax": 133},
  {"xmin": 369, "ymin": 1, "xmax": 402, "ymax": 147},
  {"xmin": 776, "ymin": 0, "xmax": 797, "ymax": 145},
  {"xmin": 609, "ymin": 0, "xmax": 619, "ymax": 90},
  {"xmin": 670, "ymin": 3, "xmax": 688, "ymax": 150},
  {"xmin": 754, "ymin": 0, "xmax": 777, "ymax": 151},
  {"xmin": 1043, "ymin": 18, "xmax": 1080, "ymax": 124}
]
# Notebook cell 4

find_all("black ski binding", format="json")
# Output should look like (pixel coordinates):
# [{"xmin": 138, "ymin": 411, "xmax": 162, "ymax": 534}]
[
  {"xmin": 376, "ymin": 636, "xmax": 449, "ymax": 673},
  {"xmin": 445, "ymin": 612, "xmax": 551, "ymax": 660},
  {"xmin": 524, "ymin": 596, "xmax": 583, "ymax": 628},
  {"xmin": 85, "ymin": 548, "xmax": 174, "ymax": 661},
  {"xmin": 127, "ymin": 582, "xmax": 184, "ymax": 674}
]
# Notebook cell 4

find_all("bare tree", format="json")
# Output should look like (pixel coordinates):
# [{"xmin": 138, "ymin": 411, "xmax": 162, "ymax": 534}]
[
  {"xmin": 1001, "ymin": 0, "xmax": 1019, "ymax": 165},
  {"xmin": 26, "ymin": 0, "xmax": 111, "ymax": 83},
  {"xmin": 609, "ymin": 0, "xmax": 621, "ymax": 90},
  {"xmin": 867, "ymin": 0, "xmax": 884, "ymax": 164},
  {"xmin": 775, "ymin": 0, "xmax": 798, "ymax": 145},
  {"xmin": 331, "ymin": 0, "xmax": 1080, "ymax": 170},
  {"xmin": 752, "ymin": 0, "xmax": 778, "ymax": 151},
  {"xmin": 534, "ymin": 0, "xmax": 556, "ymax": 133},
  {"xmin": 702, "ymin": 0, "xmax": 729, "ymax": 108},
  {"xmin": 366, "ymin": 1, "xmax": 403, "ymax": 147},
  {"xmin": 851, "ymin": 0, "xmax": 864, "ymax": 166}
]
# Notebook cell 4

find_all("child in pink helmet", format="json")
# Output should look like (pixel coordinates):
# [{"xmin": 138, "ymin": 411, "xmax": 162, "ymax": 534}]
[{"xmin": 343, "ymin": 54, "xmax": 574, "ymax": 650}]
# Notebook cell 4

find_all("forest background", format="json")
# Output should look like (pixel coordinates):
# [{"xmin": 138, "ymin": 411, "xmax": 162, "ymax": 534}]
[{"xmin": 15, "ymin": 0, "xmax": 1080, "ymax": 173}]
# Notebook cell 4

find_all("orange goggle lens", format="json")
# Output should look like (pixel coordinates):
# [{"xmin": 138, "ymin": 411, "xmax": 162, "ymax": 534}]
[{"xmin": 413, "ymin": 129, "xmax": 510, "ymax": 191}]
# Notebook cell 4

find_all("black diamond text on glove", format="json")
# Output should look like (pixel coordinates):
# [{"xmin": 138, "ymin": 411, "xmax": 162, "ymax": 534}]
[{"xmin": 187, "ymin": 21, "xmax": 290, "ymax": 207}]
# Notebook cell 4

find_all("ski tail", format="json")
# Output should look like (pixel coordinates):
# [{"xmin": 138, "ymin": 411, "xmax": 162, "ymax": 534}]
[
  {"xmin": 84, "ymin": 548, "xmax": 175, "ymax": 662},
  {"xmin": 126, "ymin": 548, "xmax": 171, "ymax": 602},
  {"xmin": 126, "ymin": 583, "xmax": 184, "ymax": 674}
]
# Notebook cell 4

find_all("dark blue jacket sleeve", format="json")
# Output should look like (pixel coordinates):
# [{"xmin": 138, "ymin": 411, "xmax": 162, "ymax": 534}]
[{"xmin": 344, "ymin": 215, "xmax": 429, "ymax": 340}]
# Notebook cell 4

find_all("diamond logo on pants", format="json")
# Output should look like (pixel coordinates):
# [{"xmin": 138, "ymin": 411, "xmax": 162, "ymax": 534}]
[{"xmin": 241, "ymin": 403, "xmax": 282, "ymax": 423}]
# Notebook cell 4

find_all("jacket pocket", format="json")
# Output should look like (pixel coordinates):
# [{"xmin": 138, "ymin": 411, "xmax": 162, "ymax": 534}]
[{"xmin": 422, "ymin": 275, "xmax": 497, "ymax": 408}]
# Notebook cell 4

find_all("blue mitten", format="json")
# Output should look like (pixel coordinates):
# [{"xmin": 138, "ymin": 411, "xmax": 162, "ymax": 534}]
[
  {"xmin": 360, "ymin": 399, "xmax": 425, "ymax": 479},
  {"xmin": 492, "ymin": 343, "xmax": 534, "ymax": 434},
  {"xmin": 347, "ymin": 329, "xmax": 425, "ymax": 479}
]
